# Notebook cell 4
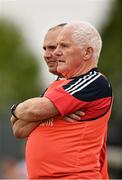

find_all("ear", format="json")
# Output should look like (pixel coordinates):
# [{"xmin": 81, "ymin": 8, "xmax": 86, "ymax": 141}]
[{"xmin": 83, "ymin": 47, "xmax": 93, "ymax": 60}]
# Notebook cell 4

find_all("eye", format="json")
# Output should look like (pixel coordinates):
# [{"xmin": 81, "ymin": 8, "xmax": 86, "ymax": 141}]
[
  {"xmin": 49, "ymin": 45, "xmax": 57, "ymax": 50},
  {"xmin": 43, "ymin": 45, "xmax": 56, "ymax": 52},
  {"xmin": 43, "ymin": 46, "xmax": 46, "ymax": 51},
  {"xmin": 60, "ymin": 43, "xmax": 69, "ymax": 48}
]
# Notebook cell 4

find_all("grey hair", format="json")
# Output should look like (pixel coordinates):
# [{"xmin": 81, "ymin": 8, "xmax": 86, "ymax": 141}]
[{"xmin": 65, "ymin": 21, "xmax": 102, "ymax": 63}]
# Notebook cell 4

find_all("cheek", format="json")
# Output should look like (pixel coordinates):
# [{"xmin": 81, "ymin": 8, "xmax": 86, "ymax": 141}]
[
  {"xmin": 69, "ymin": 51, "xmax": 82, "ymax": 65},
  {"xmin": 66, "ymin": 54, "xmax": 77, "ymax": 66}
]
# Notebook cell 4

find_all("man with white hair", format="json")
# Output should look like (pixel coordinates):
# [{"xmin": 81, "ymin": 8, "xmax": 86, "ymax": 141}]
[
  {"xmin": 10, "ymin": 23, "xmax": 85, "ymax": 137},
  {"xmin": 10, "ymin": 21, "xmax": 112, "ymax": 179}
]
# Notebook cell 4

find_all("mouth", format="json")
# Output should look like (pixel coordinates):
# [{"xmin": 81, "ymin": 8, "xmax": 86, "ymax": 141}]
[
  {"xmin": 47, "ymin": 61, "xmax": 57, "ymax": 67},
  {"xmin": 58, "ymin": 60, "xmax": 65, "ymax": 63},
  {"xmin": 47, "ymin": 61, "xmax": 57, "ymax": 64}
]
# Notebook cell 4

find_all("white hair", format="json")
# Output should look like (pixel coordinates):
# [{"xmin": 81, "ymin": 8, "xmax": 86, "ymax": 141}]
[{"xmin": 65, "ymin": 21, "xmax": 102, "ymax": 63}]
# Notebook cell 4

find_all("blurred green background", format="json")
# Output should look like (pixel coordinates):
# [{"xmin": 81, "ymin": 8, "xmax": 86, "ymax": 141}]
[{"xmin": 0, "ymin": 0, "xmax": 121, "ymax": 178}]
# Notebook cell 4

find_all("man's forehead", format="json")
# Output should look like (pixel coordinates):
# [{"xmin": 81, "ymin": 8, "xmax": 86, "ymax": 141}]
[
  {"xmin": 57, "ymin": 29, "xmax": 72, "ymax": 42},
  {"xmin": 44, "ymin": 28, "xmax": 62, "ymax": 42},
  {"xmin": 43, "ymin": 39, "xmax": 57, "ymax": 47},
  {"xmin": 48, "ymin": 27, "xmax": 63, "ymax": 36},
  {"xmin": 43, "ymin": 33, "xmax": 57, "ymax": 46}
]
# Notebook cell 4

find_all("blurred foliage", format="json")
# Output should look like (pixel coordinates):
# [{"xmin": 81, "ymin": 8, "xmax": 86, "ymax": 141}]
[
  {"xmin": 0, "ymin": 19, "xmax": 41, "ymax": 112},
  {"xmin": 99, "ymin": 0, "xmax": 121, "ymax": 145},
  {"xmin": 0, "ymin": 18, "xmax": 42, "ymax": 161}
]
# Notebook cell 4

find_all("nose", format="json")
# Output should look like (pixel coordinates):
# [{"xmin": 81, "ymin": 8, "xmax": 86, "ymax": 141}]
[
  {"xmin": 44, "ymin": 50, "xmax": 52, "ymax": 58},
  {"xmin": 53, "ymin": 46, "xmax": 62, "ymax": 57}
]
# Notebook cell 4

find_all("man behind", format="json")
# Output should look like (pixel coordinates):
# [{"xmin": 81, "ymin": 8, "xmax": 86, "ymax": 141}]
[
  {"xmin": 10, "ymin": 23, "xmax": 84, "ymax": 137},
  {"xmin": 10, "ymin": 21, "xmax": 112, "ymax": 179},
  {"xmin": 43, "ymin": 23, "xmax": 66, "ymax": 76}
]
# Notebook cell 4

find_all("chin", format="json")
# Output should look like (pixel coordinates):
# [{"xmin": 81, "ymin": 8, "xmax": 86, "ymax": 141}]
[
  {"xmin": 57, "ymin": 66, "xmax": 65, "ymax": 72},
  {"xmin": 49, "ymin": 69, "xmax": 57, "ymax": 74}
]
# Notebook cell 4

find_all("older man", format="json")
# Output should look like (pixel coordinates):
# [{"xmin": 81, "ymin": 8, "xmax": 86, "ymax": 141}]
[
  {"xmin": 10, "ymin": 21, "xmax": 112, "ymax": 179},
  {"xmin": 11, "ymin": 23, "xmax": 85, "ymax": 138}
]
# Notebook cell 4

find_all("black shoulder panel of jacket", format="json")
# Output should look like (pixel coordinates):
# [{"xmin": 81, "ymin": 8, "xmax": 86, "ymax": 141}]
[{"xmin": 63, "ymin": 70, "xmax": 112, "ymax": 102}]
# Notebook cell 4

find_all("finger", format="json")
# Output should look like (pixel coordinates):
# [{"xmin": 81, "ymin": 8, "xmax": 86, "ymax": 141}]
[
  {"xmin": 10, "ymin": 116, "xmax": 16, "ymax": 123},
  {"xmin": 10, "ymin": 116, "xmax": 18, "ymax": 125},
  {"xmin": 67, "ymin": 113, "xmax": 81, "ymax": 120},
  {"xmin": 74, "ymin": 110, "xmax": 85, "ymax": 116},
  {"xmin": 64, "ymin": 116, "xmax": 75, "ymax": 122}
]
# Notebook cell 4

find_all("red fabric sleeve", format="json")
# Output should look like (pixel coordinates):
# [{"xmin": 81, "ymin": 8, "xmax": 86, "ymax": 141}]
[
  {"xmin": 45, "ymin": 86, "xmax": 112, "ymax": 119},
  {"xmin": 45, "ymin": 87, "xmax": 85, "ymax": 116}
]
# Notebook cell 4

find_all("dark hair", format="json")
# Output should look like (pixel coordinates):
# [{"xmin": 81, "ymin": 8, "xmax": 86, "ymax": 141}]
[
  {"xmin": 49, "ymin": 23, "xmax": 67, "ymax": 31},
  {"xmin": 57, "ymin": 23, "xmax": 67, "ymax": 27}
]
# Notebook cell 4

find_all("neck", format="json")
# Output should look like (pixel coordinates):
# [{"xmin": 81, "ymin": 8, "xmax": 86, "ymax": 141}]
[
  {"xmin": 64, "ymin": 61, "xmax": 97, "ymax": 79},
  {"xmin": 76, "ymin": 64, "xmax": 97, "ymax": 76}
]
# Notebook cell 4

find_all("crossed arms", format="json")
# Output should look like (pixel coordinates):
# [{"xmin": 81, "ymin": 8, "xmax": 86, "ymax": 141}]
[{"xmin": 10, "ymin": 97, "xmax": 84, "ymax": 138}]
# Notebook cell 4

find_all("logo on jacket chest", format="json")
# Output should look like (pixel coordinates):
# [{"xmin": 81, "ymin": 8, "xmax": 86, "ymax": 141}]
[{"xmin": 40, "ymin": 118, "xmax": 54, "ymax": 126}]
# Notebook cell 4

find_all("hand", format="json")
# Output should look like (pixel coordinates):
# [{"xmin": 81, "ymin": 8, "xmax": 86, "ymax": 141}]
[
  {"xmin": 64, "ymin": 110, "xmax": 85, "ymax": 122},
  {"xmin": 10, "ymin": 115, "xmax": 18, "ymax": 126},
  {"xmin": 10, "ymin": 115, "xmax": 41, "ymax": 138}
]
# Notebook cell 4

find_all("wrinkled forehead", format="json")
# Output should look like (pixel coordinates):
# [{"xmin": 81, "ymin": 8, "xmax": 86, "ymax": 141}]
[
  {"xmin": 43, "ymin": 28, "xmax": 63, "ymax": 46},
  {"xmin": 57, "ymin": 27, "xmax": 74, "ymax": 42},
  {"xmin": 46, "ymin": 27, "xmax": 64, "ymax": 39}
]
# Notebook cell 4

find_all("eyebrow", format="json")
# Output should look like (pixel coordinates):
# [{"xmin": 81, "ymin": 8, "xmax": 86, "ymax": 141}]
[{"xmin": 43, "ymin": 45, "xmax": 57, "ymax": 50}]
